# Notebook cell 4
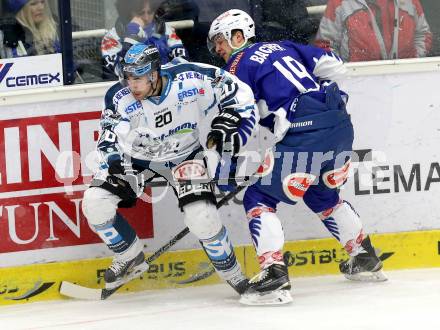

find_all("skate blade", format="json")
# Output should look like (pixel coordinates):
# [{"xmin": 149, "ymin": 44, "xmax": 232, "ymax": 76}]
[
  {"xmin": 105, "ymin": 262, "xmax": 150, "ymax": 290},
  {"xmin": 344, "ymin": 269, "xmax": 387, "ymax": 282},
  {"xmin": 239, "ymin": 289, "xmax": 293, "ymax": 306}
]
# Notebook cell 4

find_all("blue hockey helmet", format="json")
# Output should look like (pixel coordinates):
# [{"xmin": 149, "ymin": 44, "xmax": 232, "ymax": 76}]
[{"xmin": 120, "ymin": 44, "xmax": 161, "ymax": 83}]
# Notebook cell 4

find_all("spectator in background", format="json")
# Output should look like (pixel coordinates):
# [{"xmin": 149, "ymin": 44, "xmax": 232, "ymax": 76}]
[
  {"xmin": 154, "ymin": 0, "xmax": 206, "ymax": 62},
  {"xmin": 101, "ymin": 0, "xmax": 191, "ymax": 155},
  {"xmin": 255, "ymin": 0, "xmax": 317, "ymax": 44},
  {"xmin": 315, "ymin": 0, "xmax": 432, "ymax": 62},
  {"xmin": 0, "ymin": 0, "xmax": 59, "ymax": 58},
  {"xmin": 420, "ymin": 0, "xmax": 440, "ymax": 56},
  {"xmin": 101, "ymin": 0, "xmax": 187, "ymax": 80}
]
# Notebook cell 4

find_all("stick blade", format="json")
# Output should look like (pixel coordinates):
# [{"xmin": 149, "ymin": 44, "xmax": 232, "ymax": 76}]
[{"xmin": 59, "ymin": 281, "xmax": 103, "ymax": 300}]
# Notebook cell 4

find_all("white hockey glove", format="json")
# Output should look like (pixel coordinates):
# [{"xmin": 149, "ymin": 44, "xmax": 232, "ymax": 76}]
[{"xmin": 207, "ymin": 108, "xmax": 242, "ymax": 156}]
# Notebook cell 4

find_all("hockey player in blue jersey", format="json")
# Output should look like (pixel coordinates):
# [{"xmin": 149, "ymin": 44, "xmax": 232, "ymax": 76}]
[
  {"xmin": 208, "ymin": 9, "xmax": 387, "ymax": 305},
  {"xmin": 82, "ymin": 44, "xmax": 258, "ymax": 296}
]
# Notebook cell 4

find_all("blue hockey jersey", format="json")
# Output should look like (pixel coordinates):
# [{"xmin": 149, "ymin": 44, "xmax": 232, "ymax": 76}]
[{"xmin": 224, "ymin": 41, "xmax": 348, "ymax": 141}]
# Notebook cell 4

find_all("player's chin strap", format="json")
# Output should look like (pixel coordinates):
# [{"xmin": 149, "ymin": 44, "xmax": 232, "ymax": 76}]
[
  {"xmin": 59, "ymin": 176, "xmax": 254, "ymax": 301},
  {"xmin": 146, "ymin": 73, "xmax": 163, "ymax": 98}
]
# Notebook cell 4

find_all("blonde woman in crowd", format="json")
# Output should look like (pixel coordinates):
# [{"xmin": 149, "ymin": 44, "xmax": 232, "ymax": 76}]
[{"xmin": 0, "ymin": 0, "xmax": 60, "ymax": 58}]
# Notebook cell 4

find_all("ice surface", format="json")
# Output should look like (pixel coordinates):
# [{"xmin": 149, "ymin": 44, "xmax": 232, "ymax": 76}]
[{"xmin": 1, "ymin": 268, "xmax": 439, "ymax": 330}]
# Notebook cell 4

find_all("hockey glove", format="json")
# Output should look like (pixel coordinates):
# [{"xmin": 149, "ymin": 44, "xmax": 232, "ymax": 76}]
[
  {"xmin": 207, "ymin": 108, "xmax": 242, "ymax": 156},
  {"xmin": 107, "ymin": 157, "xmax": 139, "ymax": 208},
  {"xmin": 108, "ymin": 158, "xmax": 126, "ymax": 175}
]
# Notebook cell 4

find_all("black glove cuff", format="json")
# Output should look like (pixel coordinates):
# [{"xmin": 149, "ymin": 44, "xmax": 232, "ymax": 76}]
[
  {"xmin": 211, "ymin": 108, "xmax": 242, "ymax": 128},
  {"xmin": 108, "ymin": 159, "xmax": 125, "ymax": 175}
]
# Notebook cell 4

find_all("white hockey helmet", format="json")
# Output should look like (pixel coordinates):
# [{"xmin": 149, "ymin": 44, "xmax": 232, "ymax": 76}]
[{"xmin": 207, "ymin": 9, "xmax": 255, "ymax": 54}]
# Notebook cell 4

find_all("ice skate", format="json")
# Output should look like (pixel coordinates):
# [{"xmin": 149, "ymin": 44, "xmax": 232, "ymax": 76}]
[
  {"xmin": 240, "ymin": 264, "xmax": 292, "ymax": 306},
  {"xmin": 340, "ymin": 236, "xmax": 387, "ymax": 282},
  {"xmin": 226, "ymin": 272, "xmax": 249, "ymax": 295},
  {"xmin": 104, "ymin": 251, "xmax": 149, "ymax": 289}
]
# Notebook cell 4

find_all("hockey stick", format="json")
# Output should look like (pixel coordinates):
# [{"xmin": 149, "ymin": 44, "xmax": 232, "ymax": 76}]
[
  {"xmin": 59, "ymin": 179, "xmax": 250, "ymax": 300},
  {"xmin": 139, "ymin": 177, "xmax": 256, "ymax": 188}
]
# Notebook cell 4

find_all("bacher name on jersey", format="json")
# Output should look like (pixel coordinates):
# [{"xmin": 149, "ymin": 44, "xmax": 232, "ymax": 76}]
[
  {"xmin": 98, "ymin": 60, "xmax": 258, "ymax": 164},
  {"xmin": 225, "ymin": 40, "xmax": 347, "ymax": 141}
]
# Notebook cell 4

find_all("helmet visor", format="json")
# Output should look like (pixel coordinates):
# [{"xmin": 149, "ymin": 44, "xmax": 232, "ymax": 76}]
[{"xmin": 122, "ymin": 62, "xmax": 153, "ymax": 78}]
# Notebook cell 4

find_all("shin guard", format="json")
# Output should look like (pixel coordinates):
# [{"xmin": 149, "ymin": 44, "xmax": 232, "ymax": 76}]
[
  {"xmin": 200, "ymin": 225, "xmax": 241, "ymax": 281},
  {"xmin": 247, "ymin": 206, "xmax": 284, "ymax": 259},
  {"xmin": 94, "ymin": 213, "xmax": 140, "ymax": 259},
  {"xmin": 318, "ymin": 200, "xmax": 364, "ymax": 256}
]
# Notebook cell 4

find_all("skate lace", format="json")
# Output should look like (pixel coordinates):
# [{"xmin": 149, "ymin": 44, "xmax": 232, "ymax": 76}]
[
  {"xmin": 228, "ymin": 272, "xmax": 246, "ymax": 286},
  {"xmin": 346, "ymin": 257, "xmax": 355, "ymax": 273},
  {"xmin": 109, "ymin": 260, "xmax": 128, "ymax": 275},
  {"xmin": 346, "ymin": 255, "xmax": 370, "ymax": 273},
  {"xmin": 249, "ymin": 268, "xmax": 269, "ymax": 284}
]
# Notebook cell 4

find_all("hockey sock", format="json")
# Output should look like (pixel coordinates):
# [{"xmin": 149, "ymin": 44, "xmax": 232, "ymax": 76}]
[
  {"xmin": 318, "ymin": 200, "xmax": 364, "ymax": 256},
  {"xmin": 258, "ymin": 251, "xmax": 285, "ymax": 270},
  {"xmin": 200, "ymin": 225, "xmax": 242, "ymax": 281},
  {"xmin": 94, "ymin": 213, "xmax": 140, "ymax": 258},
  {"xmin": 247, "ymin": 206, "xmax": 285, "ymax": 257}
]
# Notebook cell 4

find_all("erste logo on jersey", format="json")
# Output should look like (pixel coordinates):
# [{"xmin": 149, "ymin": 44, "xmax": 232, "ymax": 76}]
[
  {"xmin": 178, "ymin": 87, "xmax": 204, "ymax": 100},
  {"xmin": 125, "ymin": 100, "xmax": 142, "ymax": 114}
]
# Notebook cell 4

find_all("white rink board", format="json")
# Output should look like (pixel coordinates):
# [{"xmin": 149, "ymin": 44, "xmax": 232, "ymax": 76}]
[
  {"xmin": 0, "ymin": 68, "xmax": 440, "ymax": 265},
  {"xmin": 0, "ymin": 54, "xmax": 63, "ymax": 92}
]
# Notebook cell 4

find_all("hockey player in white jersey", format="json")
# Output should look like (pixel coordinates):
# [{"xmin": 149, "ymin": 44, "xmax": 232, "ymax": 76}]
[{"xmin": 82, "ymin": 43, "xmax": 258, "ymax": 295}]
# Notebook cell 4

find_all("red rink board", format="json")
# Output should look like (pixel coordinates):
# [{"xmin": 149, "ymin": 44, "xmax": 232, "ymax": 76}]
[{"xmin": 0, "ymin": 111, "xmax": 153, "ymax": 254}]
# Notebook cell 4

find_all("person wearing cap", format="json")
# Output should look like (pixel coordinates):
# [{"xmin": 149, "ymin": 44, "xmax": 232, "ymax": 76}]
[
  {"xmin": 101, "ymin": 0, "xmax": 188, "ymax": 80},
  {"xmin": 0, "ymin": 0, "xmax": 59, "ymax": 58}
]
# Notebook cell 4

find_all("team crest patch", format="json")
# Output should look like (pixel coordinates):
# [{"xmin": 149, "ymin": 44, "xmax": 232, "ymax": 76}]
[
  {"xmin": 282, "ymin": 173, "xmax": 316, "ymax": 202},
  {"xmin": 255, "ymin": 149, "xmax": 274, "ymax": 177},
  {"xmin": 246, "ymin": 206, "xmax": 275, "ymax": 219},
  {"xmin": 323, "ymin": 159, "xmax": 351, "ymax": 189}
]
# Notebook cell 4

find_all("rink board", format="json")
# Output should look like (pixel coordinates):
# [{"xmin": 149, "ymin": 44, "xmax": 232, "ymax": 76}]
[
  {"xmin": 1, "ymin": 229, "xmax": 439, "ymax": 306},
  {"xmin": 1, "ymin": 68, "xmax": 440, "ymax": 267}
]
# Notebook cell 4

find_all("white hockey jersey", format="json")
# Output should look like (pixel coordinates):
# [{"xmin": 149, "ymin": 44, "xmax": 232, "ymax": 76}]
[{"xmin": 98, "ymin": 61, "xmax": 258, "ymax": 164}]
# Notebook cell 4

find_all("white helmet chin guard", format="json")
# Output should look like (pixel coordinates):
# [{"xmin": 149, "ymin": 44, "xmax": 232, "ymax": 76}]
[{"xmin": 207, "ymin": 9, "xmax": 255, "ymax": 54}]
